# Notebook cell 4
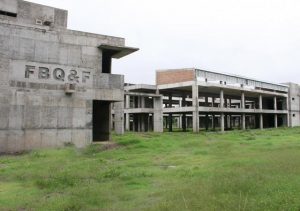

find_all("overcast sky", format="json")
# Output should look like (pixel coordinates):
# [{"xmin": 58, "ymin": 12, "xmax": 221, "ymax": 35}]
[{"xmin": 30, "ymin": 0, "xmax": 300, "ymax": 85}]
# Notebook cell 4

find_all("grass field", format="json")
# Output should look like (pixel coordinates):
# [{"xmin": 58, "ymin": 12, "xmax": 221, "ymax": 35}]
[{"xmin": 1, "ymin": 128, "xmax": 300, "ymax": 210}]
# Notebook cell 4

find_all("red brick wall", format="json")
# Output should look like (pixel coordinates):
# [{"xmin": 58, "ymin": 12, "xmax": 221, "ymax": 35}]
[{"xmin": 156, "ymin": 69, "xmax": 195, "ymax": 85}]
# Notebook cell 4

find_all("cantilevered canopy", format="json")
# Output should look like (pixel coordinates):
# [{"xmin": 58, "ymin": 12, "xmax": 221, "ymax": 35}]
[{"xmin": 98, "ymin": 44, "xmax": 139, "ymax": 59}]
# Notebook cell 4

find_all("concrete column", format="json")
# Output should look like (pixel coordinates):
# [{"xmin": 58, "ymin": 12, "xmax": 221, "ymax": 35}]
[
  {"xmin": 168, "ymin": 94, "xmax": 173, "ymax": 132},
  {"xmin": 220, "ymin": 89, "xmax": 224, "ymax": 109},
  {"xmin": 259, "ymin": 94, "xmax": 263, "ymax": 130},
  {"xmin": 193, "ymin": 84, "xmax": 199, "ymax": 132},
  {"xmin": 125, "ymin": 95, "xmax": 130, "ymax": 131},
  {"xmin": 260, "ymin": 114, "xmax": 264, "ymax": 130},
  {"xmin": 137, "ymin": 96, "xmax": 141, "ymax": 108},
  {"xmin": 220, "ymin": 89, "xmax": 224, "ymax": 132},
  {"xmin": 114, "ymin": 101, "xmax": 124, "ymax": 135},
  {"xmin": 211, "ymin": 97, "xmax": 215, "ymax": 130},
  {"xmin": 241, "ymin": 92, "xmax": 245, "ymax": 109},
  {"xmin": 220, "ymin": 113, "xmax": 225, "ymax": 132},
  {"xmin": 182, "ymin": 95, "xmax": 187, "ymax": 131},
  {"xmin": 242, "ymin": 114, "xmax": 246, "ymax": 130},
  {"xmin": 205, "ymin": 96, "xmax": 209, "ymax": 131},
  {"xmin": 274, "ymin": 96, "xmax": 278, "ymax": 128},
  {"xmin": 153, "ymin": 97, "xmax": 163, "ymax": 132},
  {"xmin": 141, "ymin": 96, "xmax": 145, "ymax": 108},
  {"xmin": 259, "ymin": 94, "xmax": 263, "ymax": 110},
  {"xmin": 286, "ymin": 97, "xmax": 290, "ymax": 127}
]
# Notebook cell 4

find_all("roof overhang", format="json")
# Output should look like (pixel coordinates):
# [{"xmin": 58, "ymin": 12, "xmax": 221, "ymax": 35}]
[{"xmin": 98, "ymin": 44, "xmax": 139, "ymax": 59}]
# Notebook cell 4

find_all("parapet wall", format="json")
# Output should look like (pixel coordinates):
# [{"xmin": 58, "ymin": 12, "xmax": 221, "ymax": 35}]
[{"xmin": 156, "ymin": 68, "xmax": 195, "ymax": 85}]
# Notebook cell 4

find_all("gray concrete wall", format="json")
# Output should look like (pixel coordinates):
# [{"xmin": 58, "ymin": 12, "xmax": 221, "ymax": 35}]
[
  {"xmin": 0, "ymin": 0, "xmax": 68, "ymax": 29},
  {"xmin": 286, "ymin": 83, "xmax": 300, "ymax": 127},
  {"xmin": 0, "ymin": 0, "xmax": 129, "ymax": 153}
]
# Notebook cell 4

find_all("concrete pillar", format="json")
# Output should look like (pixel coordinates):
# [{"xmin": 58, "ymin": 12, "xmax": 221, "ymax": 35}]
[
  {"xmin": 211, "ymin": 97, "xmax": 215, "ymax": 130},
  {"xmin": 220, "ymin": 113, "xmax": 225, "ymax": 132},
  {"xmin": 220, "ymin": 89, "xmax": 224, "ymax": 132},
  {"xmin": 114, "ymin": 101, "xmax": 124, "ymax": 135},
  {"xmin": 241, "ymin": 92, "xmax": 245, "ymax": 109},
  {"xmin": 259, "ymin": 94, "xmax": 263, "ymax": 110},
  {"xmin": 168, "ymin": 94, "xmax": 173, "ymax": 132},
  {"xmin": 205, "ymin": 96, "xmax": 209, "ymax": 131},
  {"xmin": 153, "ymin": 97, "xmax": 163, "ymax": 132},
  {"xmin": 260, "ymin": 114, "xmax": 263, "ymax": 130},
  {"xmin": 274, "ymin": 96, "xmax": 278, "ymax": 128},
  {"xmin": 182, "ymin": 95, "xmax": 187, "ymax": 131},
  {"xmin": 125, "ymin": 95, "xmax": 130, "ymax": 131},
  {"xmin": 242, "ymin": 114, "xmax": 246, "ymax": 130},
  {"xmin": 137, "ymin": 96, "xmax": 141, "ymax": 108},
  {"xmin": 193, "ymin": 84, "xmax": 199, "ymax": 132},
  {"xmin": 259, "ymin": 94, "xmax": 263, "ymax": 130},
  {"xmin": 274, "ymin": 96, "xmax": 277, "ymax": 110},
  {"xmin": 286, "ymin": 97, "xmax": 290, "ymax": 127},
  {"xmin": 141, "ymin": 96, "xmax": 145, "ymax": 108},
  {"xmin": 220, "ymin": 89, "xmax": 224, "ymax": 109}
]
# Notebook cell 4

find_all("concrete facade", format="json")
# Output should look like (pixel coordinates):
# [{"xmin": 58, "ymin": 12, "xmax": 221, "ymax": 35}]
[
  {"xmin": 0, "ymin": 0, "xmax": 138, "ymax": 153},
  {"xmin": 285, "ymin": 82, "xmax": 300, "ymax": 127}
]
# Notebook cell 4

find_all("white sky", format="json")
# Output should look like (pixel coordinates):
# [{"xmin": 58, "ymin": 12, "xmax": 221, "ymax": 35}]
[{"xmin": 29, "ymin": 0, "xmax": 300, "ymax": 85}]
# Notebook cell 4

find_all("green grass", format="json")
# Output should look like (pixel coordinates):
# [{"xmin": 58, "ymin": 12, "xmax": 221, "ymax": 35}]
[{"xmin": 1, "ymin": 127, "xmax": 300, "ymax": 210}]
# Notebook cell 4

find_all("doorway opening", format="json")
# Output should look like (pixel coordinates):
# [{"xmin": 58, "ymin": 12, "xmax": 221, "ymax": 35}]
[{"xmin": 93, "ymin": 100, "xmax": 111, "ymax": 142}]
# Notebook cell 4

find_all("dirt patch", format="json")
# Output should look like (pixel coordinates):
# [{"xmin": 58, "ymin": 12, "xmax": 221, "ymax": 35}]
[
  {"xmin": 100, "ymin": 142, "xmax": 121, "ymax": 151},
  {"xmin": 0, "ymin": 151, "xmax": 30, "ymax": 157}
]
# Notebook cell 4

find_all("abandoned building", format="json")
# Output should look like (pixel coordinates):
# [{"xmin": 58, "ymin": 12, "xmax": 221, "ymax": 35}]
[
  {"xmin": 118, "ymin": 68, "xmax": 300, "ymax": 133},
  {"xmin": 0, "ymin": 0, "xmax": 138, "ymax": 153}
]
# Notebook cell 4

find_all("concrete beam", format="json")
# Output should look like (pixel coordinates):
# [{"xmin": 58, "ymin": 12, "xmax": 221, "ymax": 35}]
[{"xmin": 125, "ymin": 92, "xmax": 161, "ymax": 97}]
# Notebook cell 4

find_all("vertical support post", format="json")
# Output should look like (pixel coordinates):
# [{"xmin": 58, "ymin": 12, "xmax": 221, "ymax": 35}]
[
  {"xmin": 220, "ymin": 89, "xmax": 224, "ymax": 132},
  {"xmin": 286, "ymin": 96, "xmax": 290, "ymax": 127},
  {"xmin": 212, "ymin": 97, "xmax": 215, "ymax": 130},
  {"xmin": 168, "ymin": 94, "xmax": 173, "ymax": 132},
  {"xmin": 259, "ymin": 94, "xmax": 263, "ymax": 130},
  {"xmin": 205, "ymin": 96, "xmax": 209, "ymax": 131},
  {"xmin": 260, "ymin": 114, "xmax": 264, "ymax": 130},
  {"xmin": 242, "ymin": 114, "xmax": 246, "ymax": 130},
  {"xmin": 241, "ymin": 92, "xmax": 246, "ymax": 130},
  {"xmin": 274, "ymin": 96, "xmax": 278, "ymax": 128},
  {"xmin": 182, "ymin": 95, "xmax": 187, "ymax": 132},
  {"xmin": 153, "ymin": 96, "xmax": 163, "ymax": 132},
  {"xmin": 114, "ymin": 101, "xmax": 124, "ymax": 135},
  {"xmin": 259, "ymin": 94, "xmax": 263, "ymax": 110},
  {"xmin": 241, "ymin": 92, "xmax": 245, "ymax": 109},
  {"xmin": 193, "ymin": 84, "xmax": 199, "ymax": 133},
  {"xmin": 125, "ymin": 95, "xmax": 130, "ymax": 131}
]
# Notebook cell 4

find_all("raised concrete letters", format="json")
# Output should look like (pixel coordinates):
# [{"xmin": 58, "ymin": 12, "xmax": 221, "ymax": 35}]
[{"xmin": 24, "ymin": 64, "xmax": 91, "ymax": 84}]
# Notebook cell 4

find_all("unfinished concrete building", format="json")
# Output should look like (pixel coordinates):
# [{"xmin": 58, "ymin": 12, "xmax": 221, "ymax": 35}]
[
  {"xmin": 0, "ymin": 0, "xmax": 138, "ymax": 153},
  {"xmin": 157, "ymin": 68, "xmax": 289, "ymax": 132},
  {"xmin": 119, "ymin": 68, "xmax": 292, "ymax": 132}
]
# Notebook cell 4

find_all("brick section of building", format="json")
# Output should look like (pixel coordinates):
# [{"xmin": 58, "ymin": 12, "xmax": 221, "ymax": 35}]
[{"xmin": 156, "ymin": 69, "xmax": 195, "ymax": 85}]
